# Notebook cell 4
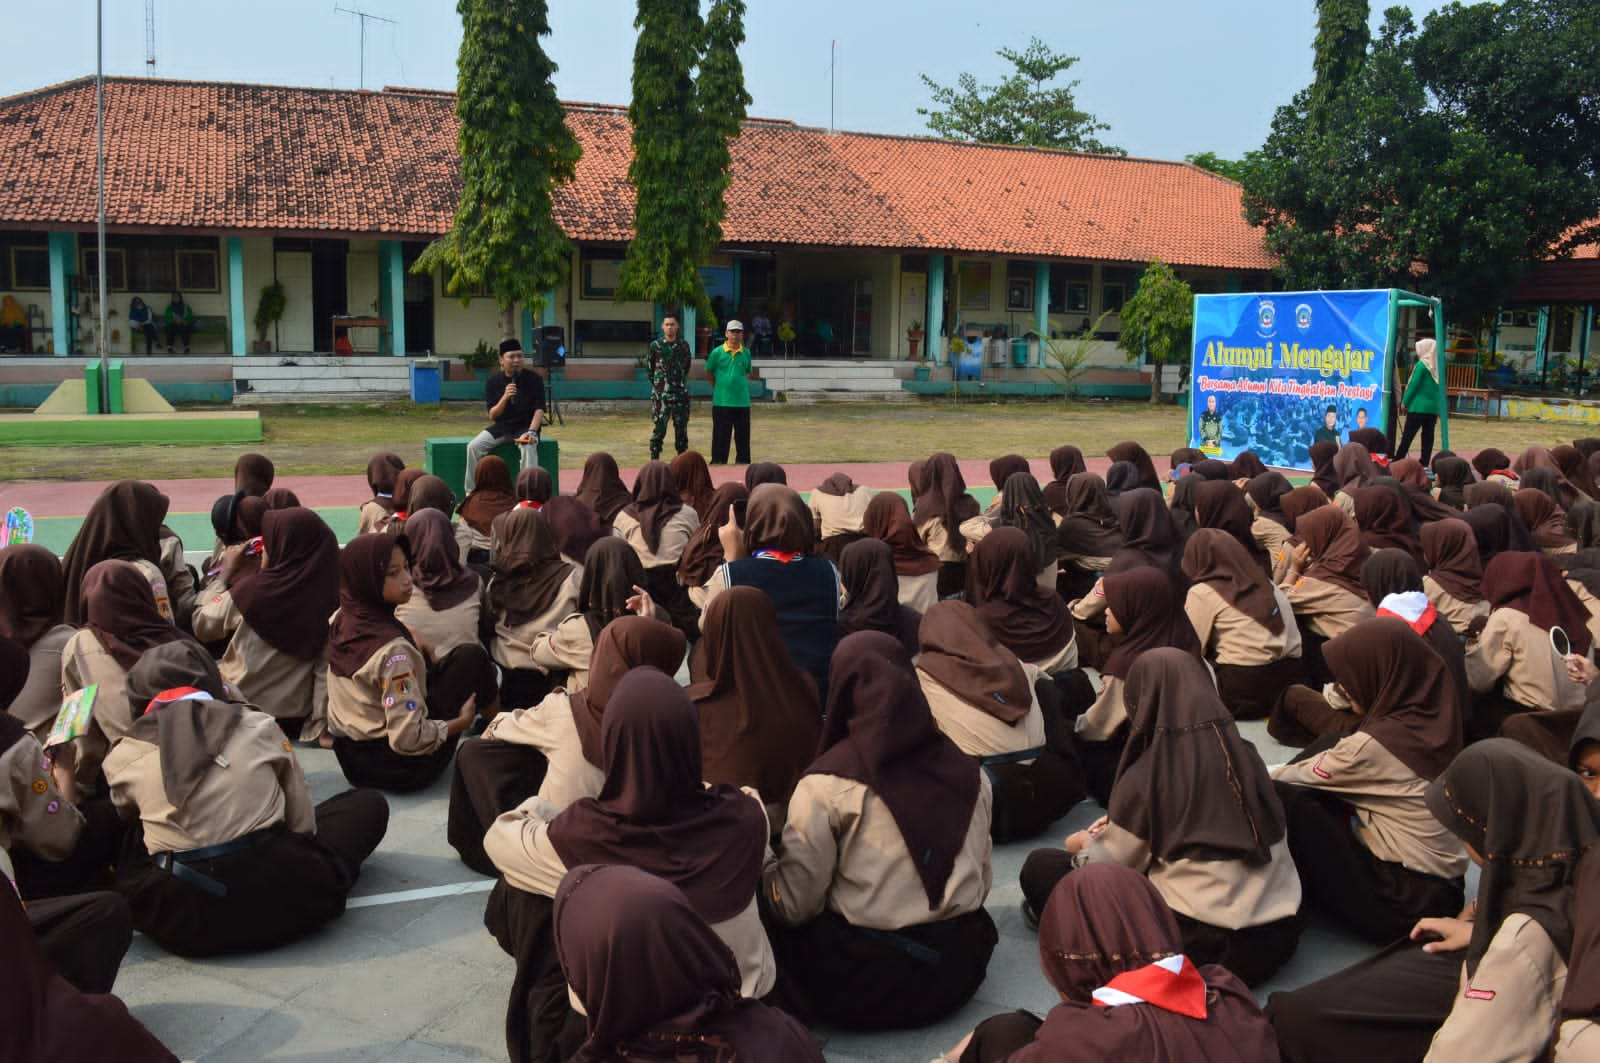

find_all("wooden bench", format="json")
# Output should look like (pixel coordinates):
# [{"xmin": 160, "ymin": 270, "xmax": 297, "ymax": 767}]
[
  {"xmin": 1443, "ymin": 362, "xmax": 1499, "ymax": 418},
  {"xmin": 189, "ymin": 314, "xmax": 229, "ymax": 353}
]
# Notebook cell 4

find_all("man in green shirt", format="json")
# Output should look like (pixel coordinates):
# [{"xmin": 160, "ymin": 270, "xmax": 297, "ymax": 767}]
[{"xmin": 705, "ymin": 320, "xmax": 754, "ymax": 464}]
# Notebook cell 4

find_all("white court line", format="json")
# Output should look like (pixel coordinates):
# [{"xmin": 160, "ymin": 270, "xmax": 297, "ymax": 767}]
[{"xmin": 345, "ymin": 879, "xmax": 495, "ymax": 909}]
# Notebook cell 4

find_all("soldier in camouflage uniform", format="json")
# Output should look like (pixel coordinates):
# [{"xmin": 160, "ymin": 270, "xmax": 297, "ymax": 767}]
[{"xmin": 648, "ymin": 312, "xmax": 693, "ymax": 460}]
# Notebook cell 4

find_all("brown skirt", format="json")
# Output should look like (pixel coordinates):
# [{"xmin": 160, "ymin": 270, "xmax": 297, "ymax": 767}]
[
  {"xmin": 1214, "ymin": 656, "xmax": 1308, "ymax": 720},
  {"xmin": 115, "ymin": 789, "xmax": 388, "ymax": 957},
  {"xmin": 447, "ymin": 738, "xmax": 548, "ymax": 876},
  {"xmin": 763, "ymin": 907, "xmax": 997, "ymax": 1031},
  {"xmin": 983, "ymin": 748, "xmax": 1086, "ymax": 844}
]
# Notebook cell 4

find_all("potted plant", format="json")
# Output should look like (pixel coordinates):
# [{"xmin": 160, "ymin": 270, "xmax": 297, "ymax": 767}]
[
  {"xmin": 776, "ymin": 320, "xmax": 797, "ymax": 357},
  {"xmin": 253, "ymin": 281, "xmax": 286, "ymax": 354},
  {"xmin": 906, "ymin": 320, "xmax": 925, "ymax": 361},
  {"xmin": 461, "ymin": 339, "xmax": 498, "ymax": 381},
  {"xmin": 696, "ymin": 314, "xmax": 717, "ymax": 356}
]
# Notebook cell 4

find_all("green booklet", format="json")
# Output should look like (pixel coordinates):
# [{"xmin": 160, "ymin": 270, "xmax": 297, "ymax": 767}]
[{"xmin": 45, "ymin": 684, "xmax": 98, "ymax": 750}]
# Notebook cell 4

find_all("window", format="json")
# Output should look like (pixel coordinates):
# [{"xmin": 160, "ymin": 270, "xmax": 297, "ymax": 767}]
[
  {"xmin": 1065, "ymin": 283, "xmax": 1090, "ymax": 313},
  {"xmin": 1101, "ymin": 282, "xmax": 1126, "ymax": 314},
  {"xmin": 127, "ymin": 244, "xmax": 177, "ymax": 292},
  {"xmin": 580, "ymin": 254, "xmax": 623, "ymax": 300},
  {"xmin": 176, "ymin": 249, "xmax": 219, "ymax": 291},
  {"xmin": 957, "ymin": 260, "xmax": 991, "ymax": 311},
  {"xmin": 11, "ymin": 247, "xmax": 48, "ymax": 290},
  {"xmin": 79, "ymin": 247, "xmax": 127, "ymax": 291},
  {"xmin": 1005, "ymin": 277, "xmax": 1033, "ymax": 312}
]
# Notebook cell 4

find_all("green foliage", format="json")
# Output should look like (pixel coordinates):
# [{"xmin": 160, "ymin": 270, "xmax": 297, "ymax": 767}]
[
  {"xmin": 616, "ymin": 0, "xmax": 750, "ymax": 315},
  {"xmin": 1116, "ymin": 262, "xmax": 1193, "ymax": 404},
  {"xmin": 415, "ymin": 0, "xmax": 581, "ymax": 321},
  {"xmin": 917, "ymin": 38, "xmax": 1123, "ymax": 154},
  {"xmin": 1041, "ymin": 309, "xmax": 1114, "ymax": 404},
  {"xmin": 462, "ymin": 339, "xmax": 498, "ymax": 371},
  {"xmin": 1240, "ymin": 2, "xmax": 1597, "ymax": 330},
  {"xmin": 1184, "ymin": 151, "xmax": 1248, "ymax": 184},
  {"xmin": 253, "ymin": 281, "xmax": 286, "ymax": 340},
  {"xmin": 1310, "ymin": 0, "xmax": 1371, "ymax": 126}
]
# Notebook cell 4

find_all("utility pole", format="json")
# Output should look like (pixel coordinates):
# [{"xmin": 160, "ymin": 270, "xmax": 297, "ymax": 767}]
[{"xmin": 334, "ymin": 4, "xmax": 398, "ymax": 91}]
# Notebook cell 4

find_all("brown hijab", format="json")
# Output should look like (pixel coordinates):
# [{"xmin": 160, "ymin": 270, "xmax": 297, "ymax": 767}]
[
  {"xmin": 1569, "ymin": 499, "xmax": 1600, "ymax": 552},
  {"xmin": 576, "ymin": 538, "xmax": 648, "ymax": 642},
  {"xmin": 1113, "ymin": 648, "xmax": 1285, "ymax": 864},
  {"xmin": 79, "ymin": 560, "xmax": 188, "ymax": 673},
  {"xmin": 233, "ymin": 452, "xmax": 275, "ymax": 497},
  {"xmin": 1420, "ymin": 519, "xmax": 1484, "ymax": 603},
  {"xmin": 989, "ymin": 453, "xmax": 1032, "ymax": 490},
  {"xmin": 1482, "ymin": 551, "xmax": 1594, "ymax": 656},
  {"xmin": 688, "ymin": 587, "xmax": 820, "ymax": 804},
  {"xmin": 391, "ymin": 467, "xmax": 426, "ymax": 516},
  {"xmin": 1229, "ymin": 450, "xmax": 1268, "ymax": 480},
  {"xmin": 1278, "ymin": 485, "xmax": 1329, "ymax": 532},
  {"xmin": 1427, "ymin": 739, "xmax": 1600, "ymax": 976},
  {"xmin": 407, "ymin": 475, "xmax": 455, "ymax": 518},
  {"xmin": 1332, "ymin": 442, "xmax": 1376, "ymax": 493},
  {"xmin": 1565, "ymin": 443, "xmax": 1600, "ymax": 500},
  {"xmin": 1245, "ymin": 472, "xmax": 1294, "ymax": 530},
  {"xmin": 548, "ymin": 667, "xmax": 767, "ymax": 924},
  {"xmin": 998, "ymin": 472, "xmax": 1057, "ymax": 572},
  {"xmin": 1515, "ymin": 489, "xmax": 1576, "ymax": 551},
  {"xmin": 1194, "ymin": 480, "xmax": 1270, "ymax": 575},
  {"xmin": 402, "ymin": 508, "xmax": 480, "ymax": 612},
  {"xmin": 515, "ymin": 465, "xmax": 554, "ymax": 505},
  {"xmin": 814, "ymin": 472, "xmax": 858, "ymax": 497},
  {"xmin": 743, "ymin": 483, "xmax": 813, "ymax": 555},
  {"xmin": 554, "ymin": 864, "xmax": 824, "ymax": 1063},
  {"xmin": 970, "ymin": 527, "xmax": 1074, "ymax": 663},
  {"xmin": 1308, "ymin": 440, "xmax": 1340, "ymax": 498},
  {"xmin": 1109, "ymin": 488, "xmax": 1185, "ymax": 588},
  {"xmin": 229, "ymin": 507, "xmax": 341, "ymax": 659},
  {"xmin": 326, "ymin": 533, "xmax": 413, "ymax": 678},
  {"xmin": 837, "ymin": 538, "xmax": 921, "ymax": 656},
  {"xmin": 567, "ymin": 616, "xmax": 688, "ymax": 769},
  {"xmin": 863, "ymin": 491, "xmax": 941, "ymax": 576},
  {"xmin": 1054, "ymin": 473, "xmax": 1123, "ymax": 559},
  {"xmin": 1472, "ymin": 447, "xmax": 1516, "ymax": 481},
  {"xmin": 910, "ymin": 452, "xmax": 981, "ymax": 550},
  {"xmin": 574, "ymin": 452, "xmax": 633, "ymax": 524},
  {"xmin": 0, "ymin": 544, "xmax": 66, "ymax": 649},
  {"xmin": 61, "ymin": 480, "xmax": 169, "ymax": 624},
  {"xmin": 1296, "ymin": 506, "xmax": 1370, "ymax": 597},
  {"xmin": 365, "ymin": 451, "xmax": 405, "ymax": 512},
  {"xmin": 744, "ymin": 462, "xmax": 788, "ymax": 489},
  {"xmin": 916, "ymin": 601, "xmax": 1034, "ymax": 724},
  {"xmin": 542, "ymin": 495, "xmax": 611, "ymax": 564},
  {"xmin": 808, "ymin": 631, "xmax": 981, "ymax": 909},
  {"xmin": 1182, "ymin": 529, "xmax": 1285, "ymax": 634},
  {"xmin": 1042, "ymin": 445, "xmax": 1088, "ymax": 514},
  {"xmin": 677, "ymin": 482, "xmax": 749, "ymax": 588},
  {"xmin": 124, "ymin": 642, "xmax": 249, "ymax": 807},
  {"xmin": 489, "ymin": 506, "xmax": 573, "ymax": 626},
  {"xmin": 260, "ymin": 486, "xmax": 301, "ymax": 510},
  {"xmin": 1107, "ymin": 441, "xmax": 1162, "ymax": 492},
  {"xmin": 1025, "ymin": 863, "xmax": 1279, "ymax": 1060},
  {"xmin": 457, "ymin": 455, "xmax": 517, "ymax": 536},
  {"xmin": 1101, "ymin": 567, "xmax": 1204, "ymax": 680},
  {"xmin": 1326, "ymin": 618, "xmax": 1462, "ymax": 781},
  {"xmin": 669, "ymin": 450, "xmax": 716, "ymax": 518},
  {"xmin": 1433, "ymin": 456, "xmax": 1475, "ymax": 510},
  {"xmin": 1353, "ymin": 485, "xmax": 1424, "ymax": 565},
  {"xmin": 625, "ymin": 460, "xmax": 684, "ymax": 554}
]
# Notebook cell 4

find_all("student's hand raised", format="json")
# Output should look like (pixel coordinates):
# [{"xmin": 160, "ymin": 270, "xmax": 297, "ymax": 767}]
[
  {"xmin": 624, "ymin": 584, "xmax": 654, "ymax": 617},
  {"xmin": 1410, "ymin": 916, "xmax": 1473, "ymax": 954}
]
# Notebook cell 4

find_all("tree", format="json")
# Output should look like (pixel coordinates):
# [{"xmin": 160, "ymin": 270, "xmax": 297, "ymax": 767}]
[
  {"xmin": 918, "ymin": 38, "xmax": 1123, "ymax": 154},
  {"xmin": 1309, "ymin": 0, "xmax": 1371, "ymax": 127},
  {"xmin": 616, "ymin": 0, "xmax": 750, "ymax": 317},
  {"xmin": 1239, "ymin": 4, "xmax": 1580, "ymax": 331},
  {"xmin": 415, "ymin": 0, "xmax": 581, "ymax": 339},
  {"xmin": 1184, "ymin": 151, "xmax": 1248, "ymax": 184},
  {"xmin": 1116, "ymin": 261, "xmax": 1194, "ymax": 405},
  {"xmin": 1040, "ymin": 309, "xmax": 1114, "ymax": 404}
]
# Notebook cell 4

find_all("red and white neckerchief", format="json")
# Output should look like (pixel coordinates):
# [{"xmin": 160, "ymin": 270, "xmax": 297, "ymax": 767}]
[
  {"xmin": 1377, "ymin": 591, "xmax": 1438, "ymax": 636},
  {"xmin": 1371, "ymin": 454, "xmax": 1391, "ymax": 469},
  {"xmin": 515, "ymin": 500, "xmax": 543, "ymax": 511},
  {"xmin": 752, "ymin": 549, "xmax": 801, "ymax": 563},
  {"xmin": 1091, "ymin": 954, "xmax": 1208, "ymax": 1020},
  {"xmin": 143, "ymin": 687, "xmax": 215, "ymax": 716}
]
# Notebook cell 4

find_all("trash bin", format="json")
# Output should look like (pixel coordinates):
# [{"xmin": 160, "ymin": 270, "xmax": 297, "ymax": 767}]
[
  {"xmin": 955, "ymin": 349, "xmax": 983, "ymax": 381},
  {"xmin": 987, "ymin": 338, "xmax": 1006, "ymax": 366},
  {"xmin": 1010, "ymin": 338, "xmax": 1030, "ymax": 367},
  {"xmin": 410, "ymin": 359, "xmax": 441, "ymax": 404}
]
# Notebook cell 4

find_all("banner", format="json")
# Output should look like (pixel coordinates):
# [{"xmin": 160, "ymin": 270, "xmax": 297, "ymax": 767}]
[{"xmin": 1189, "ymin": 290, "xmax": 1393, "ymax": 471}]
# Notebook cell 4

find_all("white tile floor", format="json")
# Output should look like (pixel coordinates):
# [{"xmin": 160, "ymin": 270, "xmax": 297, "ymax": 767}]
[{"xmin": 111, "ymin": 720, "xmax": 1471, "ymax": 1061}]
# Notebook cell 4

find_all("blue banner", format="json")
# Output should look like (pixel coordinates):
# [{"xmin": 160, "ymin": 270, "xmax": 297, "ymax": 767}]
[{"xmin": 1189, "ymin": 290, "xmax": 1394, "ymax": 471}]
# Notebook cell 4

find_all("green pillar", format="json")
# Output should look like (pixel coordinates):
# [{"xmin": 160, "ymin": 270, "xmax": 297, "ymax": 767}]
[
  {"xmin": 227, "ymin": 236, "xmax": 247, "ymax": 356},
  {"xmin": 1033, "ymin": 261, "xmax": 1050, "ymax": 365},
  {"xmin": 927, "ymin": 255, "xmax": 946, "ymax": 365},
  {"xmin": 48, "ymin": 231, "xmax": 74, "ymax": 357},
  {"xmin": 379, "ymin": 240, "xmax": 405, "ymax": 356},
  {"xmin": 683, "ymin": 306, "xmax": 698, "ymax": 357}
]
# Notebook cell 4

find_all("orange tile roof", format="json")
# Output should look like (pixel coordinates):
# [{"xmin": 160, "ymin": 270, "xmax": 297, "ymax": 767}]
[{"xmin": 0, "ymin": 77, "xmax": 1274, "ymax": 270}]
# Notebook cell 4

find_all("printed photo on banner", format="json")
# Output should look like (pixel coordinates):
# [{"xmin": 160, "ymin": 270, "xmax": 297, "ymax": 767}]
[{"xmin": 1188, "ymin": 290, "xmax": 1395, "ymax": 470}]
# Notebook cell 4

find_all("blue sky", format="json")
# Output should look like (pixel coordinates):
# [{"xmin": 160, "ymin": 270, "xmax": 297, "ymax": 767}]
[{"xmin": 4, "ymin": 1, "xmax": 1451, "ymax": 160}]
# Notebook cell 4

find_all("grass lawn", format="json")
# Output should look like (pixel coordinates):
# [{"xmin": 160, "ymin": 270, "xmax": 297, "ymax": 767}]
[{"xmin": 0, "ymin": 397, "xmax": 1573, "ymax": 482}]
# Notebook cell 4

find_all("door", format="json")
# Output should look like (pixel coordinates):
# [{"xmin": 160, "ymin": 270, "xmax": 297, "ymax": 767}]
[
  {"xmin": 345, "ymin": 250, "xmax": 380, "ymax": 352},
  {"xmin": 274, "ymin": 251, "xmax": 314, "ymax": 352}
]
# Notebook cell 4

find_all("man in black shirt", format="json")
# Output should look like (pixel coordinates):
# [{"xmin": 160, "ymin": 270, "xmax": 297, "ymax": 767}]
[{"xmin": 465, "ymin": 338, "xmax": 546, "ymax": 491}]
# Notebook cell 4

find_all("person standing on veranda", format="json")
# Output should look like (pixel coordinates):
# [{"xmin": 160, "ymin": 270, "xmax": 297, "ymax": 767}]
[
  {"xmin": 1395, "ymin": 337, "xmax": 1442, "ymax": 465},
  {"xmin": 465, "ymin": 339, "xmax": 546, "ymax": 493},
  {"xmin": 706, "ymin": 320, "xmax": 755, "ymax": 466},
  {"xmin": 647, "ymin": 312, "xmax": 693, "ymax": 461}
]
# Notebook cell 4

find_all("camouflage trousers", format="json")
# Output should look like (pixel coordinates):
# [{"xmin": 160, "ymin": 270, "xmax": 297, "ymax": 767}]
[{"xmin": 649, "ymin": 391, "xmax": 690, "ymax": 459}]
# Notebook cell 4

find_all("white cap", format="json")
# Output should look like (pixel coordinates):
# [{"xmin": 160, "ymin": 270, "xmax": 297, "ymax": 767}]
[{"xmin": 726, "ymin": 320, "xmax": 744, "ymax": 331}]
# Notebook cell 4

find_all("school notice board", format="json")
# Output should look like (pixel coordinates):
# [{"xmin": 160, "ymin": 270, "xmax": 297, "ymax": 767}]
[{"xmin": 1189, "ymin": 289, "xmax": 1394, "ymax": 471}]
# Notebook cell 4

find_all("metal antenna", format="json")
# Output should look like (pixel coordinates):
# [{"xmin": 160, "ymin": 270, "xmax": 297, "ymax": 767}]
[
  {"xmin": 334, "ymin": 4, "xmax": 397, "ymax": 90},
  {"xmin": 144, "ymin": 0, "xmax": 157, "ymax": 74}
]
